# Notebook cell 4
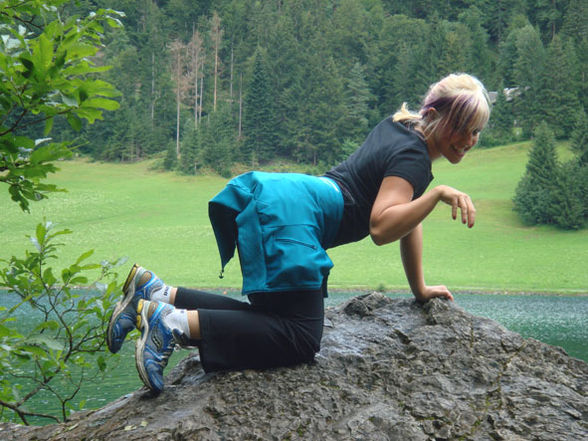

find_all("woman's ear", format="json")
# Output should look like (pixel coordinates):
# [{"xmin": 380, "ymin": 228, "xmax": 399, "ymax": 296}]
[{"xmin": 424, "ymin": 107, "xmax": 438, "ymax": 120}]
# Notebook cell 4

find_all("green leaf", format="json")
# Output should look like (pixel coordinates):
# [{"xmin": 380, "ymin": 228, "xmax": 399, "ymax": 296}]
[
  {"xmin": 44, "ymin": 117, "xmax": 54, "ymax": 136},
  {"xmin": 34, "ymin": 320, "xmax": 60, "ymax": 332},
  {"xmin": 37, "ymin": 33, "xmax": 53, "ymax": 71},
  {"xmin": 82, "ymin": 97, "xmax": 120, "ymax": 111},
  {"xmin": 66, "ymin": 113, "xmax": 82, "ymax": 131},
  {"xmin": 18, "ymin": 344, "xmax": 48, "ymax": 358},
  {"xmin": 69, "ymin": 276, "xmax": 88, "ymax": 285},
  {"xmin": 0, "ymin": 323, "xmax": 18, "ymax": 338},
  {"xmin": 75, "ymin": 249, "xmax": 94, "ymax": 265},
  {"xmin": 19, "ymin": 56, "xmax": 34, "ymax": 78},
  {"xmin": 61, "ymin": 94, "xmax": 78, "ymax": 107},
  {"xmin": 77, "ymin": 87, "xmax": 88, "ymax": 103},
  {"xmin": 35, "ymin": 222, "xmax": 47, "ymax": 246},
  {"xmin": 27, "ymin": 335, "xmax": 64, "ymax": 351},
  {"xmin": 97, "ymin": 355, "xmax": 106, "ymax": 372},
  {"xmin": 30, "ymin": 143, "xmax": 66, "ymax": 164}
]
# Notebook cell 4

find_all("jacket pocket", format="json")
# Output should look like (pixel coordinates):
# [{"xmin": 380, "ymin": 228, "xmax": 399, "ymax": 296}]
[{"xmin": 263, "ymin": 225, "xmax": 332, "ymax": 290}]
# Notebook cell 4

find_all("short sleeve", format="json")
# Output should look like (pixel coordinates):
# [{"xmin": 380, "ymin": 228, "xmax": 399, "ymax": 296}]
[{"xmin": 384, "ymin": 146, "xmax": 432, "ymax": 199}]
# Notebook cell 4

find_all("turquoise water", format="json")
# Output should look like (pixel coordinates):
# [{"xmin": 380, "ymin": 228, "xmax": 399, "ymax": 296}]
[{"xmin": 1, "ymin": 290, "xmax": 586, "ymax": 425}]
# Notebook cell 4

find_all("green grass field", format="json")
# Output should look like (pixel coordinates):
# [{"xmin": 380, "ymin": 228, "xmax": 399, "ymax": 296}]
[{"xmin": 1, "ymin": 142, "xmax": 587, "ymax": 294}]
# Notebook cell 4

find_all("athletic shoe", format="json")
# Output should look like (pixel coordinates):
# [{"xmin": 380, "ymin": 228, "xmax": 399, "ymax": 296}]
[
  {"xmin": 106, "ymin": 264, "xmax": 165, "ymax": 354},
  {"xmin": 135, "ymin": 299, "xmax": 176, "ymax": 394}
]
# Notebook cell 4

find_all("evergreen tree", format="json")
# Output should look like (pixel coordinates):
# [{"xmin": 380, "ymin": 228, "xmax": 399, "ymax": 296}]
[
  {"xmin": 436, "ymin": 20, "xmax": 472, "ymax": 76},
  {"xmin": 577, "ymin": 38, "xmax": 588, "ymax": 110},
  {"xmin": 553, "ymin": 160, "xmax": 587, "ymax": 229},
  {"xmin": 485, "ymin": 0, "xmax": 527, "ymax": 43},
  {"xmin": 570, "ymin": 108, "xmax": 588, "ymax": 165},
  {"xmin": 497, "ymin": 17, "xmax": 530, "ymax": 87},
  {"xmin": 458, "ymin": 6, "xmax": 493, "ymax": 82},
  {"xmin": 481, "ymin": 85, "xmax": 514, "ymax": 146},
  {"xmin": 163, "ymin": 141, "xmax": 178, "ymax": 170},
  {"xmin": 513, "ymin": 122, "xmax": 559, "ymax": 225},
  {"xmin": 561, "ymin": 0, "xmax": 588, "ymax": 44},
  {"xmin": 292, "ymin": 53, "xmax": 346, "ymax": 166},
  {"xmin": 179, "ymin": 118, "xmax": 199, "ymax": 175},
  {"xmin": 540, "ymin": 35, "xmax": 581, "ymax": 138},
  {"xmin": 340, "ymin": 62, "xmax": 373, "ymax": 145},
  {"xmin": 242, "ymin": 49, "xmax": 277, "ymax": 165},
  {"xmin": 201, "ymin": 103, "xmax": 235, "ymax": 177},
  {"xmin": 373, "ymin": 14, "xmax": 431, "ymax": 112},
  {"xmin": 513, "ymin": 25, "xmax": 546, "ymax": 137},
  {"xmin": 531, "ymin": 0, "xmax": 567, "ymax": 41}
]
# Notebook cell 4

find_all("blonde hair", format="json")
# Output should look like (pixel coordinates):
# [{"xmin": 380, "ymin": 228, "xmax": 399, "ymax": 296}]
[{"xmin": 393, "ymin": 73, "xmax": 491, "ymax": 139}]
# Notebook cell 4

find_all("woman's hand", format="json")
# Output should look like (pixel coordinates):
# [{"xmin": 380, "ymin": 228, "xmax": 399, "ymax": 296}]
[
  {"xmin": 435, "ymin": 185, "xmax": 476, "ymax": 228},
  {"xmin": 413, "ymin": 285, "xmax": 454, "ymax": 303}
]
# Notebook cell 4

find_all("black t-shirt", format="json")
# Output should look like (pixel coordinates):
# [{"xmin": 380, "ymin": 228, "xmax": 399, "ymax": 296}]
[{"xmin": 324, "ymin": 118, "xmax": 433, "ymax": 247}]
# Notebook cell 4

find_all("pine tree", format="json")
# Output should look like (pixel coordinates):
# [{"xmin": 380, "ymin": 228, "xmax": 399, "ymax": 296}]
[
  {"xmin": 179, "ymin": 118, "xmax": 199, "ymax": 175},
  {"xmin": 513, "ymin": 122, "xmax": 559, "ymax": 225},
  {"xmin": 532, "ymin": 0, "xmax": 566, "ymax": 41},
  {"xmin": 570, "ymin": 108, "xmax": 588, "ymax": 165},
  {"xmin": 340, "ymin": 62, "xmax": 372, "ymax": 145},
  {"xmin": 540, "ymin": 35, "xmax": 581, "ymax": 138},
  {"xmin": 561, "ymin": 0, "xmax": 588, "ymax": 44},
  {"xmin": 482, "ymin": 85, "xmax": 514, "ymax": 146},
  {"xmin": 513, "ymin": 25, "xmax": 546, "ymax": 137},
  {"xmin": 437, "ymin": 21, "xmax": 472, "ymax": 76},
  {"xmin": 458, "ymin": 6, "xmax": 492, "ymax": 81},
  {"xmin": 201, "ymin": 103, "xmax": 235, "ymax": 177},
  {"xmin": 553, "ymin": 160, "xmax": 586, "ymax": 229},
  {"xmin": 242, "ymin": 49, "xmax": 277, "ymax": 165},
  {"xmin": 556, "ymin": 108, "xmax": 588, "ymax": 229}
]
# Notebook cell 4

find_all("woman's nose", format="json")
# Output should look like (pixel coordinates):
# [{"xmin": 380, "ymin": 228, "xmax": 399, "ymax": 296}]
[{"xmin": 469, "ymin": 132, "xmax": 479, "ymax": 147}]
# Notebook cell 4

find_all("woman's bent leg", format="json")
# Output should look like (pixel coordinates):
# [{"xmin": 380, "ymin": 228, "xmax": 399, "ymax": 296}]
[
  {"xmin": 174, "ymin": 287, "xmax": 254, "ymax": 311},
  {"xmin": 196, "ymin": 290, "xmax": 324, "ymax": 372}
]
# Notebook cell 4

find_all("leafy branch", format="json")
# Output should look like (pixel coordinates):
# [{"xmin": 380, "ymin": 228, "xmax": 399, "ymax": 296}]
[
  {"xmin": 0, "ymin": 0, "xmax": 124, "ymax": 211},
  {"xmin": 0, "ymin": 221, "xmax": 126, "ymax": 424}
]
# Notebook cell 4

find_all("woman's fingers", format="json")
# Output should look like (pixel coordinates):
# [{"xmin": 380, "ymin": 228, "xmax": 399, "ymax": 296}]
[
  {"xmin": 438, "ymin": 185, "xmax": 476, "ymax": 228},
  {"xmin": 451, "ymin": 192, "xmax": 476, "ymax": 228}
]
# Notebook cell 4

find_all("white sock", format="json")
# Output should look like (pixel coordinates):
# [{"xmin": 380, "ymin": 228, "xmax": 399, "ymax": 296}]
[
  {"xmin": 150, "ymin": 285, "xmax": 173, "ymax": 304},
  {"xmin": 163, "ymin": 307, "xmax": 191, "ymax": 338}
]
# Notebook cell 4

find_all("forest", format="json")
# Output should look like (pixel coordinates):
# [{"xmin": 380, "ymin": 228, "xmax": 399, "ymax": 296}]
[{"xmin": 12, "ymin": 0, "xmax": 585, "ymax": 175}]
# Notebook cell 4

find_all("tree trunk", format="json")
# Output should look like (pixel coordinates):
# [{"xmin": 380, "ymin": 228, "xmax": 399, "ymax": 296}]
[
  {"xmin": 230, "ymin": 46, "xmax": 234, "ymax": 100},
  {"xmin": 190, "ymin": 28, "xmax": 203, "ymax": 128},
  {"xmin": 238, "ymin": 73, "xmax": 242, "ymax": 138},
  {"xmin": 210, "ymin": 12, "xmax": 222, "ymax": 112}
]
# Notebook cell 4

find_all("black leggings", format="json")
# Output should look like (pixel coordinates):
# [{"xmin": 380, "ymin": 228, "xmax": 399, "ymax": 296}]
[{"xmin": 174, "ymin": 288, "xmax": 325, "ymax": 372}]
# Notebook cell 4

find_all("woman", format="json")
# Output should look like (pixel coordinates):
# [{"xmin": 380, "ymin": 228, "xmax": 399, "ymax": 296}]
[{"xmin": 107, "ymin": 73, "xmax": 491, "ymax": 394}]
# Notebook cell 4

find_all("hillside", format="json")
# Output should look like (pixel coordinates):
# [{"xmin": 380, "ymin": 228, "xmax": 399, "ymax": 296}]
[{"xmin": 1, "ymin": 143, "xmax": 587, "ymax": 293}]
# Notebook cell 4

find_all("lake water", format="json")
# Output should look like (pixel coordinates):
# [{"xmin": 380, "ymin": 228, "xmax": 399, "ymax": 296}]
[{"xmin": 1, "ymin": 290, "xmax": 586, "ymax": 425}]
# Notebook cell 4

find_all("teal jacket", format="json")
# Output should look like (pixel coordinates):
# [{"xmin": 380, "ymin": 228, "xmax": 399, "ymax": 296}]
[{"xmin": 208, "ymin": 172, "xmax": 343, "ymax": 295}]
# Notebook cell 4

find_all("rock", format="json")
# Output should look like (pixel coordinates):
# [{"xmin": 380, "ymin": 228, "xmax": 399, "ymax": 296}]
[{"xmin": 1, "ymin": 294, "xmax": 586, "ymax": 440}]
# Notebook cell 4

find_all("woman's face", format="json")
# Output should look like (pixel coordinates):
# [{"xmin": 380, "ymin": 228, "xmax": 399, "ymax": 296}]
[{"xmin": 433, "ymin": 126, "xmax": 481, "ymax": 164}]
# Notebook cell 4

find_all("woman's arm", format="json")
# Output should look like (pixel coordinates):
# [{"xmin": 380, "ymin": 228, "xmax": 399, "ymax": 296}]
[
  {"xmin": 370, "ymin": 175, "xmax": 475, "ymax": 301},
  {"xmin": 400, "ymin": 224, "xmax": 454, "ymax": 302},
  {"xmin": 369, "ymin": 176, "xmax": 476, "ymax": 245}
]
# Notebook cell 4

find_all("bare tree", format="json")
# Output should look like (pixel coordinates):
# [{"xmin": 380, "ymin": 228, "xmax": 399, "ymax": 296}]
[
  {"xmin": 188, "ymin": 27, "xmax": 204, "ymax": 128},
  {"xmin": 210, "ymin": 11, "xmax": 223, "ymax": 112},
  {"xmin": 170, "ymin": 39, "xmax": 190, "ymax": 158},
  {"xmin": 238, "ymin": 73, "xmax": 243, "ymax": 138}
]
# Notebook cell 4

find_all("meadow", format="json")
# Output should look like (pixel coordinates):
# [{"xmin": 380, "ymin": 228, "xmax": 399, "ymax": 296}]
[{"xmin": 1, "ymin": 142, "xmax": 587, "ymax": 294}]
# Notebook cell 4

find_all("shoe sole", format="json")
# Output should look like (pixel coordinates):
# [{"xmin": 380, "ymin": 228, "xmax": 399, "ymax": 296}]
[
  {"xmin": 135, "ymin": 300, "xmax": 157, "ymax": 392},
  {"xmin": 106, "ymin": 263, "xmax": 141, "ymax": 353}
]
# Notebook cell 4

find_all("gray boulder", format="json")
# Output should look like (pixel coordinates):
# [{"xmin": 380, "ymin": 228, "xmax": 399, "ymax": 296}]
[{"xmin": 1, "ymin": 294, "xmax": 586, "ymax": 440}]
